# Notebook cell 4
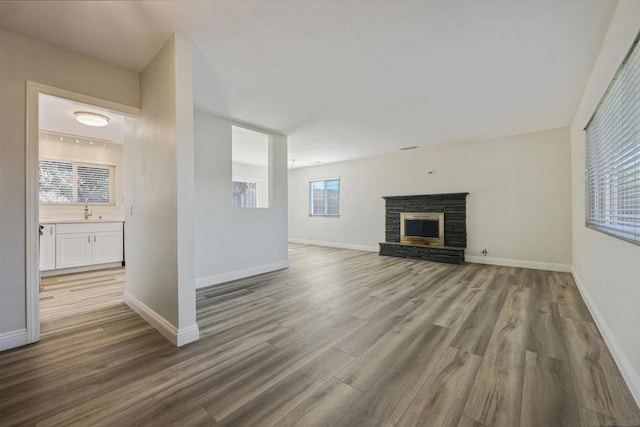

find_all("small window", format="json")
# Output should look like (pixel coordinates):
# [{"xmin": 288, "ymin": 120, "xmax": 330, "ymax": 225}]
[
  {"xmin": 233, "ymin": 181, "xmax": 257, "ymax": 208},
  {"xmin": 309, "ymin": 179, "xmax": 340, "ymax": 217},
  {"xmin": 585, "ymin": 36, "xmax": 640, "ymax": 245},
  {"xmin": 39, "ymin": 159, "xmax": 115, "ymax": 205}
]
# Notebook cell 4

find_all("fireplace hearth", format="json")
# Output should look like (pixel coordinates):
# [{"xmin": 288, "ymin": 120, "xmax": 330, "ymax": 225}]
[{"xmin": 379, "ymin": 193, "xmax": 468, "ymax": 264}]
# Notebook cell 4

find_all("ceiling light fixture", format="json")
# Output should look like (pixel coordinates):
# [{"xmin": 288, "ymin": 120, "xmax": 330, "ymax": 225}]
[{"xmin": 74, "ymin": 111, "xmax": 110, "ymax": 127}]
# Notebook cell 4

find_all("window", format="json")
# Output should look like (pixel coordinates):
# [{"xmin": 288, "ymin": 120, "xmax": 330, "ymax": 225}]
[
  {"xmin": 39, "ymin": 159, "xmax": 115, "ymax": 204},
  {"xmin": 309, "ymin": 179, "xmax": 340, "ymax": 216},
  {"xmin": 233, "ymin": 181, "xmax": 257, "ymax": 208},
  {"xmin": 586, "ymin": 36, "xmax": 640, "ymax": 245}
]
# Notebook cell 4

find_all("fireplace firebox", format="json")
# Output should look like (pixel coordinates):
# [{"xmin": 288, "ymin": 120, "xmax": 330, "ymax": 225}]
[{"xmin": 400, "ymin": 212, "xmax": 444, "ymax": 245}]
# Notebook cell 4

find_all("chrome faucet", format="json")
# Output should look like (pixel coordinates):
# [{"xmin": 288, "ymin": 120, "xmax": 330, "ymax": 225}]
[{"xmin": 84, "ymin": 199, "xmax": 93, "ymax": 220}]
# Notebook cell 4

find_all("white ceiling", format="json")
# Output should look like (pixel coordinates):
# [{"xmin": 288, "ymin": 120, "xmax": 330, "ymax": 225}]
[{"xmin": 0, "ymin": 1, "xmax": 618, "ymax": 167}]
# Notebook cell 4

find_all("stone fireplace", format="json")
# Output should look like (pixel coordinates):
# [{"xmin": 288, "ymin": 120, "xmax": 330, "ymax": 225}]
[{"xmin": 379, "ymin": 192, "xmax": 468, "ymax": 264}]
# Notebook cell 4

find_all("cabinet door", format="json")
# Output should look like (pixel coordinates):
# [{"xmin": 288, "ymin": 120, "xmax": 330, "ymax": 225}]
[
  {"xmin": 56, "ymin": 233, "xmax": 92, "ymax": 269},
  {"xmin": 92, "ymin": 231, "xmax": 123, "ymax": 264},
  {"xmin": 39, "ymin": 224, "xmax": 56, "ymax": 271}
]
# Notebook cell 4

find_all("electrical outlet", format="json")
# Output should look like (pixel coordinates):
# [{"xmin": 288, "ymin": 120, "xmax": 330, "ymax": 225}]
[
  {"xmin": 272, "ymin": 250, "xmax": 279, "ymax": 258},
  {"xmin": 481, "ymin": 247, "xmax": 488, "ymax": 256}
]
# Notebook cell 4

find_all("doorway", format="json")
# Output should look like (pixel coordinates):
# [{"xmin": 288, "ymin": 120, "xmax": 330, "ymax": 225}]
[{"xmin": 25, "ymin": 82, "xmax": 139, "ymax": 343}]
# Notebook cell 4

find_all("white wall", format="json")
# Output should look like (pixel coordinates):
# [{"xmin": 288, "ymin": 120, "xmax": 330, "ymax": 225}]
[
  {"xmin": 232, "ymin": 162, "xmax": 269, "ymax": 208},
  {"xmin": 194, "ymin": 111, "xmax": 288, "ymax": 287},
  {"xmin": 124, "ymin": 34, "xmax": 198, "ymax": 346},
  {"xmin": 570, "ymin": 0, "xmax": 640, "ymax": 403},
  {"xmin": 39, "ymin": 137, "xmax": 125, "ymax": 221},
  {"xmin": 289, "ymin": 127, "xmax": 572, "ymax": 268},
  {"xmin": 0, "ymin": 29, "xmax": 139, "ymax": 343}
]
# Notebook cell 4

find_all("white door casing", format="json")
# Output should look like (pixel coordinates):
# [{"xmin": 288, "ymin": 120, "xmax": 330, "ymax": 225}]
[{"xmin": 26, "ymin": 81, "xmax": 140, "ymax": 345}]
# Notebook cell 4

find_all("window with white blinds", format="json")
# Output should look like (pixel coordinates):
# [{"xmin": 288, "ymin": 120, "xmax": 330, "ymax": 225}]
[
  {"xmin": 309, "ymin": 179, "xmax": 340, "ymax": 216},
  {"xmin": 586, "ymin": 36, "xmax": 640, "ymax": 245},
  {"xmin": 39, "ymin": 159, "xmax": 115, "ymax": 204},
  {"xmin": 232, "ymin": 181, "xmax": 257, "ymax": 208}
]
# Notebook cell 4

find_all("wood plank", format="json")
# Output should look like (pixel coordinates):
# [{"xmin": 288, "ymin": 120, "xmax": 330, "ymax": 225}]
[
  {"xmin": 457, "ymin": 415, "xmax": 485, "ymax": 427},
  {"xmin": 562, "ymin": 317, "xmax": 640, "ymax": 423},
  {"xmin": 398, "ymin": 346, "xmax": 482, "ymax": 427},
  {"xmin": 579, "ymin": 406, "xmax": 620, "ymax": 427},
  {"xmin": 520, "ymin": 351, "xmax": 581, "ymax": 427},
  {"xmin": 526, "ymin": 302, "xmax": 566, "ymax": 360},
  {"xmin": 335, "ymin": 324, "xmax": 453, "ymax": 426},
  {"xmin": 450, "ymin": 272, "xmax": 510, "ymax": 356},
  {"xmin": 333, "ymin": 297, "xmax": 424, "ymax": 356},
  {"xmin": 274, "ymin": 378, "xmax": 362, "ymax": 427},
  {"xmin": 334, "ymin": 302, "xmax": 439, "ymax": 392},
  {"xmin": 554, "ymin": 283, "xmax": 593, "ymax": 322},
  {"xmin": 463, "ymin": 283, "xmax": 531, "ymax": 426},
  {"xmin": 215, "ymin": 347, "xmax": 354, "ymax": 425}
]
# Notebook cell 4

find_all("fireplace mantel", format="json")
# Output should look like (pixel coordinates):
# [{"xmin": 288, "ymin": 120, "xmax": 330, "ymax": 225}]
[{"xmin": 380, "ymin": 192, "xmax": 468, "ymax": 264}]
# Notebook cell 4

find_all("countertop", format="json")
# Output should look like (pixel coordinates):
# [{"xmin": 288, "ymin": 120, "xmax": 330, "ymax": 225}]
[{"xmin": 40, "ymin": 219, "xmax": 125, "ymax": 224}]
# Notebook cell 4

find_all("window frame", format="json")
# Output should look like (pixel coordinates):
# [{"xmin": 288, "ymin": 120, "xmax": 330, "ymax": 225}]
[
  {"xmin": 584, "ymin": 35, "xmax": 640, "ymax": 246},
  {"xmin": 309, "ymin": 178, "xmax": 341, "ymax": 217},
  {"xmin": 38, "ymin": 157, "xmax": 116, "ymax": 206}
]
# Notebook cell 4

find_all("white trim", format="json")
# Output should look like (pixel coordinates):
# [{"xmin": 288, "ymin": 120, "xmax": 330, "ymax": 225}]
[
  {"xmin": 26, "ymin": 82, "xmax": 40, "ymax": 344},
  {"xmin": 123, "ymin": 291, "xmax": 199, "ymax": 347},
  {"xmin": 25, "ymin": 81, "xmax": 140, "ymax": 347},
  {"xmin": 571, "ymin": 268, "xmax": 640, "ymax": 407},
  {"xmin": 465, "ymin": 255, "xmax": 571, "ymax": 272},
  {"xmin": 196, "ymin": 261, "xmax": 290, "ymax": 289},
  {"xmin": 288, "ymin": 238, "xmax": 378, "ymax": 253},
  {"xmin": 0, "ymin": 329, "xmax": 28, "ymax": 352},
  {"xmin": 176, "ymin": 324, "xmax": 200, "ymax": 347}
]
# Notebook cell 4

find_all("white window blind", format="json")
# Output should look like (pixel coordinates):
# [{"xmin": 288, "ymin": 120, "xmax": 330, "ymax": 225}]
[
  {"xmin": 77, "ymin": 165, "xmax": 111, "ymax": 203},
  {"xmin": 232, "ymin": 181, "xmax": 257, "ymax": 208},
  {"xmin": 39, "ymin": 159, "xmax": 74, "ymax": 203},
  {"xmin": 39, "ymin": 159, "xmax": 114, "ymax": 204},
  {"xmin": 586, "ymin": 36, "xmax": 640, "ymax": 245},
  {"xmin": 309, "ymin": 179, "xmax": 340, "ymax": 216}
]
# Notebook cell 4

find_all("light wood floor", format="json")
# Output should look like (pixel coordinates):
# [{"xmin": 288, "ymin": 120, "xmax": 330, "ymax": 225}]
[{"xmin": 1, "ymin": 244, "xmax": 639, "ymax": 426}]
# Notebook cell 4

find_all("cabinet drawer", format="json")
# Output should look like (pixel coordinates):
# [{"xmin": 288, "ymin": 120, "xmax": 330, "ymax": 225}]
[{"xmin": 56, "ymin": 221, "xmax": 123, "ymax": 234}]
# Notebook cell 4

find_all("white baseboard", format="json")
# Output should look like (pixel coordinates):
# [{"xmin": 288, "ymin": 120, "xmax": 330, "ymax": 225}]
[
  {"xmin": 288, "ymin": 238, "xmax": 378, "ymax": 253},
  {"xmin": 123, "ymin": 291, "xmax": 199, "ymax": 347},
  {"xmin": 0, "ymin": 329, "xmax": 28, "ymax": 351},
  {"xmin": 196, "ymin": 261, "xmax": 290, "ymax": 289},
  {"xmin": 571, "ymin": 268, "xmax": 640, "ymax": 407},
  {"xmin": 176, "ymin": 323, "xmax": 200, "ymax": 347},
  {"xmin": 465, "ymin": 255, "xmax": 571, "ymax": 272}
]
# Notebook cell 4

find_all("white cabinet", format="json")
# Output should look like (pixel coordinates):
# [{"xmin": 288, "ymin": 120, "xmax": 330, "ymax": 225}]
[
  {"xmin": 56, "ymin": 233, "xmax": 93, "ymax": 269},
  {"xmin": 40, "ymin": 224, "xmax": 56, "ymax": 271},
  {"xmin": 53, "ymin": 222, "xmax": 124, "ymax": 270},
  {"xmin": 92, "ymin": 231, "xmax": 123, "ymax": 264}
]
